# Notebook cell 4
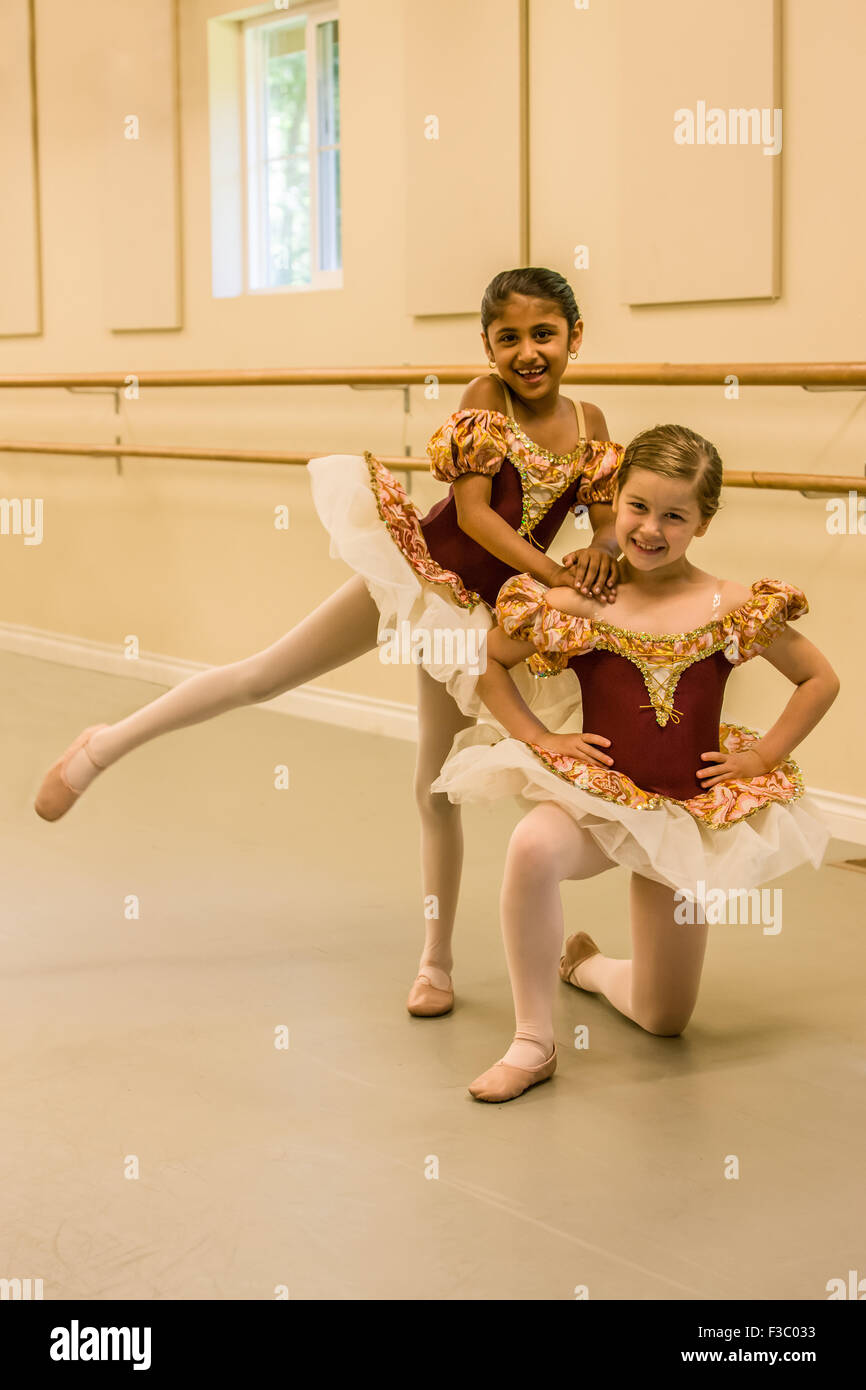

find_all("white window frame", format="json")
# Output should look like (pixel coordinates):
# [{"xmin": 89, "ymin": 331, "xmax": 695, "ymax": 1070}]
[{"xmin": 242, "ymin": 3, "xmax": 341, "ymax": 295}]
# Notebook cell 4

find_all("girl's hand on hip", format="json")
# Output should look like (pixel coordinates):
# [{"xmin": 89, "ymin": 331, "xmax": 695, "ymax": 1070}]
[
  {"xmin": 535, "ymin": 732, "xmax": 614, "ymax": 768},
  {"xmin": 696, "ymin": 747, "xmax": 769, "ymax": 787}
]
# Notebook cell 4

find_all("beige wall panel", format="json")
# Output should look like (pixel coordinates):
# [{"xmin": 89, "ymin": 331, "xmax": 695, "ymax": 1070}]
[
  {"xmin": 404, "ymin": 0, "xmax": 526, "ymax": 316},
  {"xmin": 617, "ymin": 0, "xmax": 781, "ymax": 305},
  {"xmin": 0, "ymin": 0, "xmax": 42, "ymax": 336},
  {"xmin": 99, "ymin": 0, "xmax": 182, "ymax": 330}
]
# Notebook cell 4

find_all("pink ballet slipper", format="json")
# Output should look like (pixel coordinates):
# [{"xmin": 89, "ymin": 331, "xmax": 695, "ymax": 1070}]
[
  {"xmin": 406, "ymin": 973, "xmax": 454, "ymax": 1017},
  {"xmin": 559, "ymin": 931, "xmax": 601, "ymax": 988},
  {"xmin": 468, "ymin": 1046, "xmax": 557, "ymax": 1103},
  {"xmin": 34, "ymin": 724, "xmax": 109, "ymax": 822}
]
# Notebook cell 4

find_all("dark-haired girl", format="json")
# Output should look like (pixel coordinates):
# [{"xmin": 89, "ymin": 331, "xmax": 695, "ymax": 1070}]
[{"xmin": 35, "ymin": 268, "xmax": 624, "ymax": 1017}]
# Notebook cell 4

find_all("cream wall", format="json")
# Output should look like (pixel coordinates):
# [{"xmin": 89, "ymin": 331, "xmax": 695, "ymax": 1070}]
[{"xmin": 0, "ymin": 0, "xmax": 863, "ymax": 804}]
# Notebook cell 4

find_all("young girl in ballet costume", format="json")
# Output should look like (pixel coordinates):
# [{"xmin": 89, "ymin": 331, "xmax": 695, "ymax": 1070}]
[
  {"xmin": 35, "ymin": 268, "xmax": 624, "ymax": 1019},
  {"xmin": 432, "ymin": 423, "xmax": 839, "ymax": 1101}
]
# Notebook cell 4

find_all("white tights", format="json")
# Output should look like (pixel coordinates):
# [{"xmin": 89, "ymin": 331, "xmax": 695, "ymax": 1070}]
[
  {"xmin": 63, "ymin": 574, "xmax": 474, "ymax": 987},
  {"xmin": 498, "ymin": 803, "xmax": 709, "ymax": 1068}
]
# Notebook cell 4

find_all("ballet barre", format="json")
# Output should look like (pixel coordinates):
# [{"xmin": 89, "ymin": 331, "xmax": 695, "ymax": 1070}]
[
  {"xmin": 0, "ymin": 362, "xmax": 865, "ymax": 387},
  {"xmin": 1, "ymin": 440, "xmax": 863, "ymax": 494},
  {"xmin": 2, "ymin": 361, "xmax": 863, "ymax": 494}
]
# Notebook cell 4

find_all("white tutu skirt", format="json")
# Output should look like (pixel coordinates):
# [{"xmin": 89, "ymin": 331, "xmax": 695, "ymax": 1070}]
[
  {"xmin": 307, "ymin": 452, "xmax": 581, "ymax": 729},
  {"xmin": 431, "ymin": 723, "xmax": 831, "ymax": 893}
]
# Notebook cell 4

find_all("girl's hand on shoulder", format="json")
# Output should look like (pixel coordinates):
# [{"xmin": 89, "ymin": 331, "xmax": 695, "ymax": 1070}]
[
  {"xmin": 558, "ymin": 546, "xmax": 621, "ymax": 603},
  {"xmin": 534, "ymin": 732, "xmax": 614, "ymax": 768},
  {"xmin": 547, "ymin": 564, "xmax": 586, "ymax": 591},
  {"xmin": 696, "ymin": 746, "xmax": 770, "ymax": 787}
]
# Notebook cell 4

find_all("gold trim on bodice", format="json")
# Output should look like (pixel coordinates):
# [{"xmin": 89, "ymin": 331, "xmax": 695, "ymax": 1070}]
[
  {"xmin": 588, "ymin": 626, "xmax": 734, "ymax": 728},
  {"xmin": 500, "ymin": 575, "xmax": 809, "ymax": 730},
  {"xmin": 511, "ymin": 445, "xmax": 588, "ymax": 546},
  {"xmin": 529, "ymin": 628, "xmax": 729, "ymax": 727},
  {"xmin": 425, "ymin": 408, "xmax": 622, "ymax": 551}
]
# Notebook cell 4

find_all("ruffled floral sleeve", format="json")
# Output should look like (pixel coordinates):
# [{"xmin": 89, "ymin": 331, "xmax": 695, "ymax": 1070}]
[
  {"xmin": 495, "ymin": 573, "xmax": 593, "ymax": 675},
  {"xmin": 720, "ymin": 579, "xmax": 809, "ymax": 666},
  {"xmin": 575, "ymin": 440, "xmax": 623, "ymax": 507},
  {"xmin": 426, "ymin": 409, "xmax": 512, "ymax": 482}
]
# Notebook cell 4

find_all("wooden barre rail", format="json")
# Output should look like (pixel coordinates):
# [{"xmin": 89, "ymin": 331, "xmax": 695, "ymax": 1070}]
[
  {"xmin": 2, "ymin": 440, "xmax": 863, "ymax": 493},
  {"xmin": 0, "ymin": 363, "xmax": 865, "ymax": 388}
]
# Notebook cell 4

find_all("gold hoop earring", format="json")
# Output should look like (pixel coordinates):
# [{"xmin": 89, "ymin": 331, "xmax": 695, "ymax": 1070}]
[{"xmin": 569, "ymin": 351, "xmax": 579, "ymax": 361}]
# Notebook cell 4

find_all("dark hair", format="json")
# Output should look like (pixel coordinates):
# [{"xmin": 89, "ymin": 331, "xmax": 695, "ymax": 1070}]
[
  {"xmin": 617, "ymin": 424, "xmax": 724, "ymax": 520},
  {"xmin": 481, "ymin": 268, "xmax": 581, "ymax": 335}
]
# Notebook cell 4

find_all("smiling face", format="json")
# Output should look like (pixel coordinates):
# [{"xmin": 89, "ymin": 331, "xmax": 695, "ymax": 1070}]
[
  {"xmin": 613, "ymin": 467, "xmax": 712, "ymax": 569},
  {"xmin": 482, "ymin": 294, "xmax": 582, "ymax": 397}
]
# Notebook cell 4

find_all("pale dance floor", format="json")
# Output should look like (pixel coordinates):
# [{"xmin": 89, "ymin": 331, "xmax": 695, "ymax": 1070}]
[{"xmin": 4, "ymin": 650, "xmax": 864, "ymax": 1301}]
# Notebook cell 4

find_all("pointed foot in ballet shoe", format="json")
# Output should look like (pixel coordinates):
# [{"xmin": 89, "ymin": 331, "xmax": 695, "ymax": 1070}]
[
  {"xmin": 34, "ymin": 724, "xmax": 109, "ymax": 822},
  {"xmin": 468, "ymin": 1047, "xmax": 557, "ymax": 1103},
  {"xmin": 406, "ymin": 974, "xmax": 454, "ymax": 1017},
  {"xmin": 559, "ymin": 931, "xmax": 601, "ymax": 989}
]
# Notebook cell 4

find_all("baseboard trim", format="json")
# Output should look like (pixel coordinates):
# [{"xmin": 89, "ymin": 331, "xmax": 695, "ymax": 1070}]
[
  {"xmin": 3, "ymin": 621, "xmax": 864, "ymax": 842},
  {"xmin": 808, "ymin": 789, "xmax": 866, "ymax": 849}
]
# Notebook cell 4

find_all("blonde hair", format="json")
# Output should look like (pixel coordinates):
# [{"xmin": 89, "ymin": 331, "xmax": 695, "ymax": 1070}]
[{"xmin": 617, "ymin": 424, "xmax": 723, "ymax": 520}]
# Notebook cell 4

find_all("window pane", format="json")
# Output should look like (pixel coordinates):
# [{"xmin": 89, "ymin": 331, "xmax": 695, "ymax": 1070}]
[
  {"xmin": 268, "ymin": 157, "xmax": 310, "ymax": 286},
  {"xmin": 318, "ymin": 148, "xmax": 340, "ymax": 272},
  {"xmin": 266, "ymin": 22, "xmax": 308, "ymax": 165},
  {"xmin": 316, "ymin": 20, "xmax": 340, "ymax": 272},
  {"xmin": 316, "ymin": 20, "xmax": 339, "ymax": 146}
]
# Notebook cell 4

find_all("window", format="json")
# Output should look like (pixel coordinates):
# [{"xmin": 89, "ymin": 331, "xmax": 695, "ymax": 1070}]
[{"xmin": 243, "ymin": 6, "xmax": 341, "ymax": 292}]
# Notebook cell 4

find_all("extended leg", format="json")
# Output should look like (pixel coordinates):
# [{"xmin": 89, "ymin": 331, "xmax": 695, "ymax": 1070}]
[
  {"xmin": 573, "ymin": 872, "xmax": 709, "ymax": 1035},
  {"xmin": 61, "ymin": 575, "xmax": 381, "ymax": 791},
  {"xmin": 411, "ymin": 666, "xmax": 476, "ymax": 991}
]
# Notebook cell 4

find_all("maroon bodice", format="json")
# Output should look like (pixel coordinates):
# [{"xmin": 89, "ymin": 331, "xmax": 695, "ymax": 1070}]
[
  {"xmin": 418, "ymin": 458, "xmax": 579, "ymax": 609},
  {"xmin": 568, "ymin": 647, "xmax": 733, "ymax": 801}
]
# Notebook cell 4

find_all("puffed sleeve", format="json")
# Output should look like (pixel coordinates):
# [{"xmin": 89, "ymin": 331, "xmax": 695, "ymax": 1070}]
[
  {"xmin": 495, "ymin": 574, "xmax": 594, "ymax": 675},
  {"xmin": 575, "ymin": 440, "xmax": 624, "ymax": 507},
  {"xmin": 426, "ymin": 409, "xmax": 512, "ymax": 482},
  {"xmin": 720, "ymin": 579, "xmax": 809, "ymax": 666}
]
